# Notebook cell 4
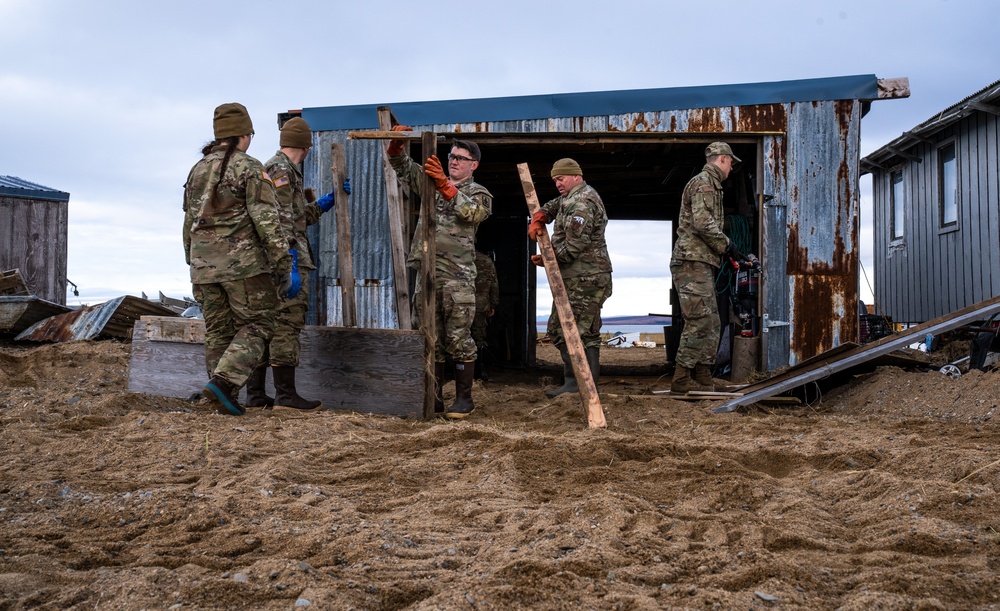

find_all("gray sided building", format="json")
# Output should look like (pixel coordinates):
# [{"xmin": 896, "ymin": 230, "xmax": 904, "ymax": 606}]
[
  {"xmin": 862, "ymin": 79, "xmax": 1000, "ymax": 324},
  {"xmin": 0, "ymin": 176, "xmax": 70, "ymax": 305},
  {"xmin": 296, "ymin": 74, "xmax": 906, "ymax": 371}
]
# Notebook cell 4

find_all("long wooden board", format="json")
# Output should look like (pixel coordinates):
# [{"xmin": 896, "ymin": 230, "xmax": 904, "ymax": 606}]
[
  {"xmin": 518, "ymin": 164, "xmax": 606, "ymax": 429},
  {"xmin": 128, "ymin": 319, "xmax": 424, "ymax": 418},
  {"xmin": 331, "ymin": 142, "xmax": 356, "ymax": 327}
]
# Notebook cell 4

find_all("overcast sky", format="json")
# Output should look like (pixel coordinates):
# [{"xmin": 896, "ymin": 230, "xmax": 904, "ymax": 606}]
[{"xmin": 1, "ymin": 0, "xmax": 997, "ymax": 318}]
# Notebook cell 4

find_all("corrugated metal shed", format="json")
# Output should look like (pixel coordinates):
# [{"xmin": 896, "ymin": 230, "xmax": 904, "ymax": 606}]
[
  {"xmin": 0, "ymin": 175, "xmax": 70, "ymax": 202},
  {"xmin": 298, "ymin": 74, "xmax": 903, "ymax": 370}
]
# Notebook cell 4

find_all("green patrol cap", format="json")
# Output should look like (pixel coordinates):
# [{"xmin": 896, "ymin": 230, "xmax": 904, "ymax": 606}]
[
  {"xmin": 213, "ymin": 102, "xmax": 254, "ymax": 139},
  {"xmin": 280, "ymin": 117, "xmax": 312, "ymax": 149},
  {"xmin": 705, "ymin": 142, "xmax": 741, "ymax": 163},
  {"xmin": 551, "ymin": 158, "xmax": 583, "ymax": 177}
]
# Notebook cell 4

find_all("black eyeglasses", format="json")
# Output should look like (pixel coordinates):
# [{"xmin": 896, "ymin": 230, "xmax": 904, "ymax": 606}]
[{"xmin": 448, "ymin": 153, "xmax": 475, "ymax": 163}]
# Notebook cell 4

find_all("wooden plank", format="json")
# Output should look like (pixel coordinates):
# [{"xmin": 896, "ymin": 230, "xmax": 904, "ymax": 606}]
[
  {"xmin": 127, "ymin": 322, "xmax": 425, "ymax": 417},
  {"xmin": 518, "ymin": 163, "xmax": 606, "ymax": 429},
  {"xmin": 420, "ymin": 133, "xmax": 438, "ymax": 420},
  {"xmin": 377, "ymin": 106, "xmax": 412, "ymax": 330},
  {"xmin": 877, "ymin": 77, "xmax": 910, "ymax": 100},
  {"xmin": 140, "ymin": 315, "xmax": 205, "ymax": 343},
  {"xmin": 0, "ymin": 269, "xmax": 29, "ymax": 295},
  {"xmin": 331, "ymin": 142, "xmax": 357, "ymax": 327}
]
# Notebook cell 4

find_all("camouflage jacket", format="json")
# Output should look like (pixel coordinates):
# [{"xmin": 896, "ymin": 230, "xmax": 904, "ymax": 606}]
[
  {"xmin": 389, "ymin": 152, "xmax": 492, "ymax": 283},
  {"xmin": 264, "ymin": 150, "xmax": 323, "ymax": 270},
  {"xmin": 474, "ymin": 252, "xmax": 500, "ymax": 313},
  {"xmin": 540, "ymin": 182, "xmax": 612, "ymax": 279},
  {"xmin": 183, "ymin": 144, "xmax": 291, "ymax": 283},
  {"xmin": 671, "ymin": 163, "xmax": 729, "ymax": 267}
]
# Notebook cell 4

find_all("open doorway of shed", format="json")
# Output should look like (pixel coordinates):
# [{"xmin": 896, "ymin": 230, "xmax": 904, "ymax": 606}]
[{"xmin": 411, "ymin": 135, "xmax": 759, "ymax": 370}]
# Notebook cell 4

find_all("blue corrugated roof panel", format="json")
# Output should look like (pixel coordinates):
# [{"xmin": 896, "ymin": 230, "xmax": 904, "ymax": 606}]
[
  {"xmin": 0, "ymin": 175, "xmax": 70, "ymax": 201},
  {"xmin": 303, "ymin": 74, "xmax": 879, "ymax": 131}
]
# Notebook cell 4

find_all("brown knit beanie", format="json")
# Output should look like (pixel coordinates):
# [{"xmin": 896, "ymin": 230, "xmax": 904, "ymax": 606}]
[
  {"xmin": 280, "ymin": 117, "xmax": 312, "ymax": 148},
  {"xmin": 213, "ymin": 103, "xmax": 253, "ymax": 139},
  {"xmin": 550, "ymin": 158, "xmax": 583, "ymax": 177}
]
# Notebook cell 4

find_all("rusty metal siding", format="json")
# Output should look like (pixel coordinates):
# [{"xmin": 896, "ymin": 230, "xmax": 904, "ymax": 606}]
[
  {"xmin": 785, "ymin": 100, "xmax": 861, "ymax": 364},
  {"xmin": 760, "ymin": 134, "xmax": 791, "ymax": 371},
  {"xmin": 324, "ymin": 280, "xmax": 397, "ymax": 329}
]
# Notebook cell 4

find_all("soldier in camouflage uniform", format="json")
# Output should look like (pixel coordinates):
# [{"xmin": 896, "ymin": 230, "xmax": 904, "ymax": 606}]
[
  {"xmin": 253, "ymin": 117, "xmax": 352, "ymax": 411},
  {"xmin": 472, "ymin": 249, "xmax": 499, "ymax": 381},
  {"xmin": 669, "ymin": 142, "xmax": 743, "ymax": 394},
  {"xmin": 182, "ymin": 102, "xmax": 298, "ymax": 416},
  {"xmin": 528, "ymin": 158, "xmax": 612, "ymax": 398},
  {"xmin": 387, "ymin": 127, "xmax": 492, "ymax": 419}
]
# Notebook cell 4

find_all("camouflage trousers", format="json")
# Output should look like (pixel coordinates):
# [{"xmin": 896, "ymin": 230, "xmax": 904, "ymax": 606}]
[
  {"xmin": 268, "ymin": 272, "xmax": 311, "ymax": 367},
  {"xmin": 193, "ymin": 273, "xmax": 278, "ymax": 389},
  {"xmin": 414, "ymin": 278, "xmax": 477, "ymax": 362},
  {"xmin": 471, "ymin": 311, "xmax": 490, "ymax": 349},
  {"xmin": 547, "ymin": 272, "xmax": 612, "ymax": 350},
  {"xmin": 670, "ymin": 260, "xmax": 720, "ymax": 369}
]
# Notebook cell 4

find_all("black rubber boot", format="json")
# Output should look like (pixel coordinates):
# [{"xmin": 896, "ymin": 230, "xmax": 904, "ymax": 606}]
[
  {"xmin": 446, "ymin": 360, "xmax": 476, "ymax": 419},
  {"xmin": 202, "ymin": 376, "xmax": 245, "ymax": 416},
  {"xmin": 272, "ymin": 366, "xmax": 321, "ymax": 411},
  {"xmin": 244, "ymin": 364, "xmax": 274, "ymax": 408},
  {"xmin": 546, "ymin": 346, "xmax": 578, "ymax": 398}
]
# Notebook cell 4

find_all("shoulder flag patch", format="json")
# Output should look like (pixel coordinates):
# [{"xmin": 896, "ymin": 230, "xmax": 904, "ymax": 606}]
[
  {"xmin": 261, "ymin": 170, "xmax": 273, "ymax": 184},
  {"xmin": 274, "ymin": 176, "xmax": 290, "ymax": 188}
]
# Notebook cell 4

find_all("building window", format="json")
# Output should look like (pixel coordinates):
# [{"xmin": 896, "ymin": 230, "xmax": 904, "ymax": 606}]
[
  {"xmin": 939, "ymin": 142, "xmax": 957, "ymax": 227},
  {"xmin": 890, "ymin": 169, "xmax": 904, "ymax": 240}
]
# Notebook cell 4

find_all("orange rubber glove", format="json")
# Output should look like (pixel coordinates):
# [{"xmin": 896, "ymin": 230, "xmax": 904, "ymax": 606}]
[
  {"xmin": 386, "ymin": 125, "xmax": 412, "ymax": 156},
  {"xmin": 527, "ymin": 210, "xmax": 549, "ymax": 241},
  {"xmin": 530, "ymin": 254, "xmax": 544, "ymax": 267},
  {"xmin": 424, "ymin": 154, "xmax": 458, "ymax": 200}
]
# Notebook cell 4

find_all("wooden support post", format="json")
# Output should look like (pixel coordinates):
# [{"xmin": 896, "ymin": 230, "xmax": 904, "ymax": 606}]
[
  {"xmin": 517, "ymin": 163, "xmax": 606, "ymax": 430},
  {"xmin": 420, "ymin": 133, "xmax": 438, "ymax": 420},
  {"xmin": 377, "ymin": 107, "xmax": 412, "ymax": 330},
  {"xmin": 331, "ymin": 142, "xmax": 356, "ymax": 327}
]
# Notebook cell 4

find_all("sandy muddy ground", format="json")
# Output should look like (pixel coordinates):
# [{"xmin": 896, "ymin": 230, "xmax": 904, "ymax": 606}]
[{"xmin": 1, "ymin": 338, "xmax": 999, "ymax": 610}]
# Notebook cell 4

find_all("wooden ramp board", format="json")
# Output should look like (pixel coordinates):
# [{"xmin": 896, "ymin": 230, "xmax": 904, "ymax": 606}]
[
  {"xmin": 128, "ymin": 319, "xmax": 425, "ymax": 418},
  {"xmin": 712, "ymin": 294, "xmax": 1000, "ymax": 414}
]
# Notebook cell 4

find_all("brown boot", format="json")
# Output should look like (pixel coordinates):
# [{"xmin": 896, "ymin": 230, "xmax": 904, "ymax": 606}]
[
  {"xmin": 272, "ymin": 366, "xmax": 321, "ymax": 411},
  {"xmin": 446, "ymin": 360, "xmax": 475, "ymax": 419},
  {"xmin": 670, "ymin": 366, "xmax": 712, "ymax": 394},
  {"xmin": 244, "ymin": 364, "xmax": 274, "ymax": 408},
  {"xmin": 692, "ymin": 364, "xmax": 717, "ymax": 392}
]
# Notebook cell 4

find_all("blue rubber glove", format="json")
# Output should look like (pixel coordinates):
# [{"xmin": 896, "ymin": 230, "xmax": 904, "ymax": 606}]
[
  {"xmin": 279, "ymin": 249, "xmax": 301, "ymax": 299},
  {"xmin": 317, "ymin": 179, "xmax": 351, "ymax": 213},
  {"xmin": 317, "ymin": 193, "xmax": 335, "ymax": 212}
]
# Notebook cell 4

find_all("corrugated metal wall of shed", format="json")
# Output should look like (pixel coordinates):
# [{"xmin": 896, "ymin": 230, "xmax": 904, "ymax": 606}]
[
  {"xmin": 302, "ymin": 130, "xmax": 399, "ymax": 328},
  {"xmin": 873, "ymin": 109, "xmax": 1000, "ymax": 323},
  {"xmin": 0, "ymin": 195, "xmax": 68, "ymax": 305},
  {"xmin": 785, "ymin": 100, "xmax": 861, "ymax": 364}
]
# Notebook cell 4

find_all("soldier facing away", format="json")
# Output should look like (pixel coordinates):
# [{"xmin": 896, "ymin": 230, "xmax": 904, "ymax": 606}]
[
  {"xmin": 182, "ymin": 102, "xmax": 299, "ymax": 416},
  {"xmin": 472, "ymin": 249, "xmax": 500, "ymax": 381}
]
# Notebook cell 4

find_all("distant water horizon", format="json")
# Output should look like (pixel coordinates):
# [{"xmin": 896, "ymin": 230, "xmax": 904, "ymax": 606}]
[{"xmin": 535, "ymin": 315, "xmax": 671, "ymax": 335}]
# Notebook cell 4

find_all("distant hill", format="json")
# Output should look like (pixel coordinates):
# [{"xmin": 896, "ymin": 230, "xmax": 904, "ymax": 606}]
[{"xmin": 536, "ymin": 314, "xmax": 671, "ymax": 325}]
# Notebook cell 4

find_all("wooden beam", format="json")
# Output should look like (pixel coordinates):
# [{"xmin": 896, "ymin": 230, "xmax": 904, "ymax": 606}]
[
  {"xmin": 420, "ymin": 132, "xmax": 438, "ymax": 420},
  {"xmin": 886, "ymin": 146, "xmax": 922, "ymax": 163},
  {"xmin": 349, "ymin": 130, "xmax": 442, "ymax": 140},
  {"xmin": 877, "ymin": 77, "xmax": 910, "ymax": 100},
  {"xmin": 518, "ymin": 163, "xmax": 606, "ymax": 430},
  {"xmin": 377, "ymin": 107, "xmax": 412, "ymax": 330},
  {"xmin": 331, "ymin": 143, "xmax": 357, "ymax": 326},
  {"xmin": 968, "ymin": 101, "xmax": 1000, "ymax": 116}
]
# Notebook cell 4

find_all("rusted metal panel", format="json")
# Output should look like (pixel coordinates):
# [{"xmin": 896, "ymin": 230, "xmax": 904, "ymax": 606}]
[
  {"xmin": 325, "ymin": 280, "xmax": 397, "ymax": 329},
  {"xmin": 0, "ymin": 296, "xmax": 72, "ymax": 335},
  {"xmin": 14, "ymin": 295, "xmax": 176, "ymax": 342},
  {"xmin": 785, "ymin": 100, "xmax": 862, "ymax": 364}
]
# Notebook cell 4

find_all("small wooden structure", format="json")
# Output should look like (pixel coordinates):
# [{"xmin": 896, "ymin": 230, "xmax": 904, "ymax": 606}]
[
  {"xmin": 862, "ymin": 79, "xmax": 1000, "ymax": 324},
  {"xmin": 0, "ymin": 176, "xmax": 70, "ymax": 305}
]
